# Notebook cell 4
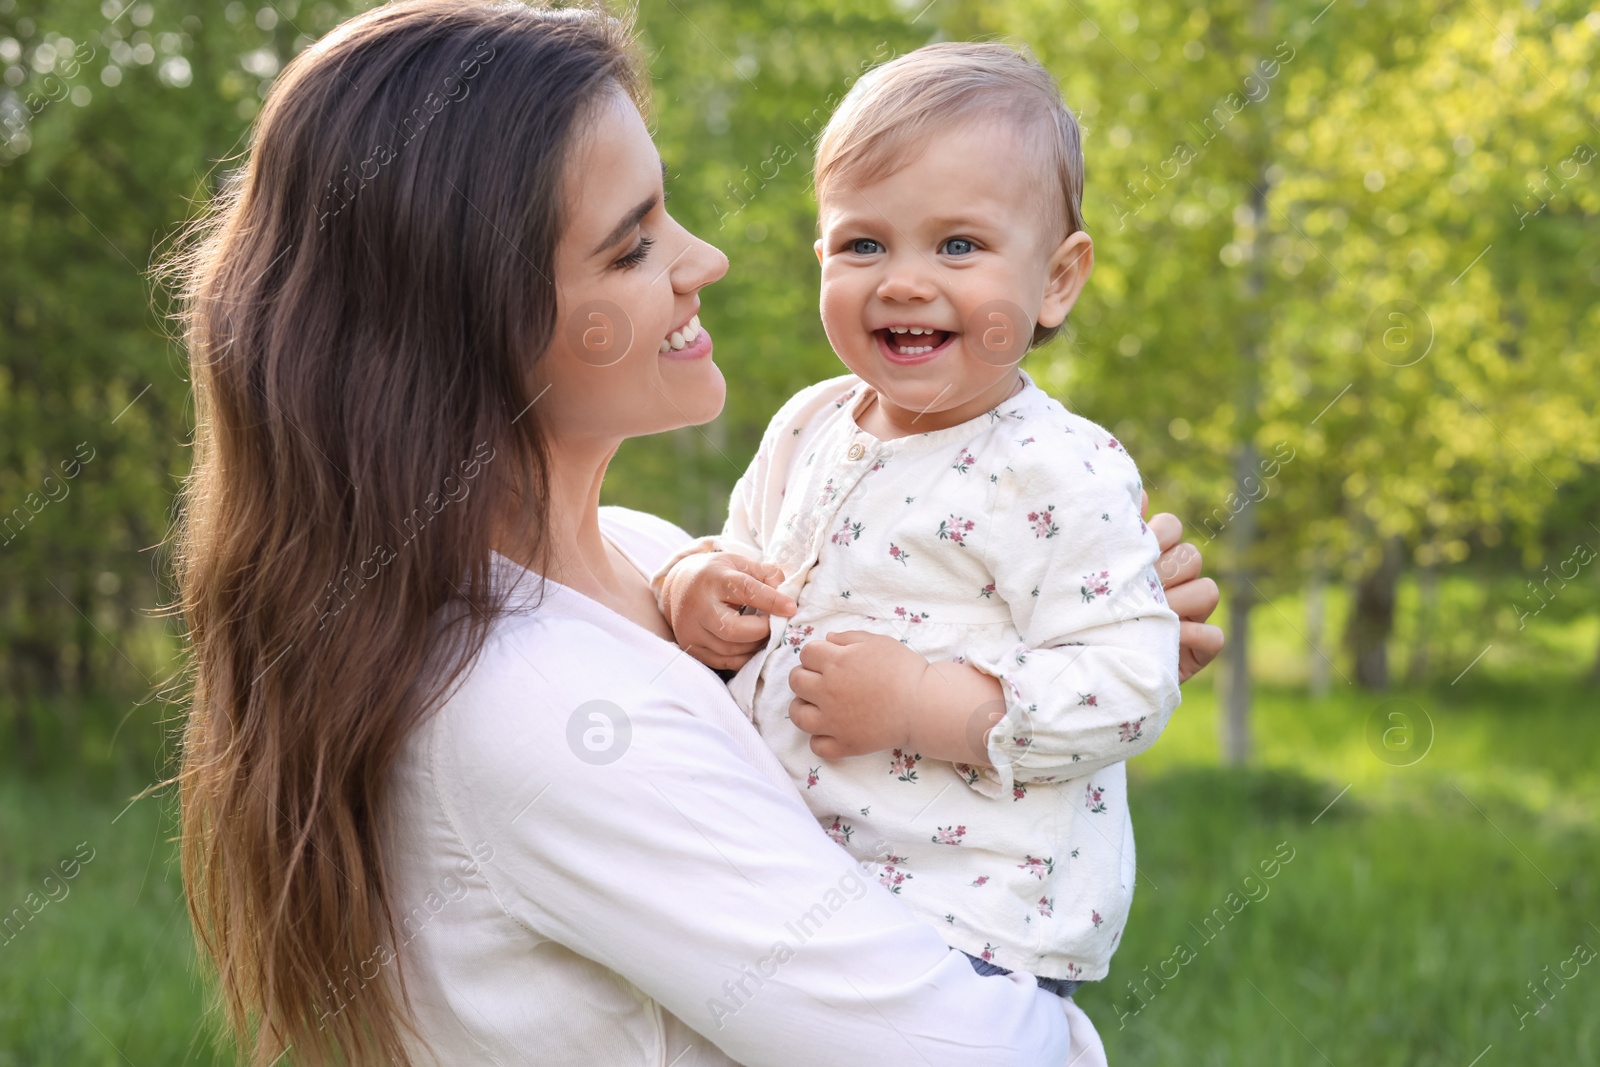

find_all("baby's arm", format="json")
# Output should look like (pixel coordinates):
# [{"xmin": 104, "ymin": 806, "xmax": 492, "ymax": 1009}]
[
  {"xmin": 655, "ymin": 454, "xmax": 795, "ymax": 671},
  {"xmin": 956, "ymin": 439, "xmax": 1182, "ymax": 798},
  {"xmin": 652, "ymin": 376, "xmax": 862, "ymax": 670}
]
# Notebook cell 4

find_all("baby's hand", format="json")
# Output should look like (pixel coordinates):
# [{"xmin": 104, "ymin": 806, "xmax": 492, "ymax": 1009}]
[
  {"xmin": 788, "ymin": 632, "xmax": 923, "ymax": 759},
  {"xmin": 659, "ymin": 552, "xmax": 797, "ymax": 671}
]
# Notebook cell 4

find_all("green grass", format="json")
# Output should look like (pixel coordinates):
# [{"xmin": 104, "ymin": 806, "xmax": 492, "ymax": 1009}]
[
  {"xmin": 1095, "ymin": 680, "xmax": 1600, "ymax": 1066},
  {"xmin": 0, "ymin": 768, "xmax": 227, "ymax": 1066},
  {"xmin": 2, "ymin": 677, "xmax": 1596, "ymax": 1064}
]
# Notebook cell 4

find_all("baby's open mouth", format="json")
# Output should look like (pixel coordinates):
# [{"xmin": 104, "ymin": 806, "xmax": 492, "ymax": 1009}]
[{"xmin": 877, "ymin": 326, "xmax": 954, "ymax": 357}]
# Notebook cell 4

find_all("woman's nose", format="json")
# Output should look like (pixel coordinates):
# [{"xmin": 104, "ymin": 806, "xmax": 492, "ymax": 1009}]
[{"xmin": 672, "ymin": 230, "xmax": 729, "ymax": 293}]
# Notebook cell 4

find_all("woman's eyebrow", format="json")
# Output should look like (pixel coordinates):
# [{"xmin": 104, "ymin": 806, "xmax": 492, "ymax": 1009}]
[{"xmin": 591, "ymin": 160, "xmax": 669, "ymax": 257}]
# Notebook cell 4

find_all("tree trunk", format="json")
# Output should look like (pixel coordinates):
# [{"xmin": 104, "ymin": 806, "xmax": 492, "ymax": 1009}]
[
  {"xmin": 1306, "ymin": 563, "xmax": 1331, "ymax": 698},
  {"xmin": 1347, "ymin": 537, "xmax": 1403, "ymax": 690},
  {"xmin": 1406, "ymin": 563, "xmax": 1437, "ymax": 687},
  {"xmin": 1220, "ymin": 585, "xmax": 1254, "ymax": 765}
]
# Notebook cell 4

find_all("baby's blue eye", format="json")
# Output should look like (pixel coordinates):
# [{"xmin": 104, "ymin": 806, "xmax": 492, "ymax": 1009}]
[
  {"xmin": 851, "ymin": 238, "xmax": 883, "ymax": 255},
  {"xmin": 942, "ymin": 238, "xmax": 975, "ymax": 256}
]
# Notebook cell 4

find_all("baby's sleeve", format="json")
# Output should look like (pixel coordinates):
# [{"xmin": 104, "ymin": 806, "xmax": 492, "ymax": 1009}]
[{"xmin": 961, "ymin": 433, "xmax": 1182, "ymax": 798}]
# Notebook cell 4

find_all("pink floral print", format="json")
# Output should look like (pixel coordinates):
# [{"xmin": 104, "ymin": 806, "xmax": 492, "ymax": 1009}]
[
  {"xmin": 978, "ymin": 582, "xmax": 996, "ymax": 598},
  {"xmin": 888, "ymin": 542, "xmax": 910, "ymax": 566},
  {"xmin": 1027, "ymin": 506, "xmax": 1060, "ymax": 539},
  {"xmin": 878, "ymin": 855, "xmax": 911, "ymax": 893},
  {"xmin": 932, "ymin": 825, "xmax": 967, "ymax": 846},
  {"xmin": 937, "ymin": 515, "xmax": 975, "ymax": 546},
  {"xmin": 1081, "ymin": 570, "xmax": 1111, "ymax": 602},
  {"xmin": 783, "ymin": 622, "xmax": 814, "ymax": 652},
  {"xmin": 1086, "ymin": 784, "xmax": 1108, "ymax": 814},
  {"xmin": 825, "ymin": 817, "xmax": 852, "ymax": 847},
  {"xmin": 1018, "ymin": 855, "xmax": 1054, "ymax": 879},
  {"xmin": 1118, "ymin": 718, "xmax": 1145, "ymax": 743},
  {"xmin": 951, "ymin": 449, "xmax": 977, "ymax": 474},
  {"xmin": 890, "ymin": 749, "xmax": 922, "ymax": 783},
  {"xmin": 893, "ymin": 607, "xmax": 930, "ymax": 624},
  {"xmin": 1038, "ymin": 897, "xmax": 1054, "ymax": 918},
  {"xmin": 831, "ymin": 516, "xmax": 863, "ymax": 545},
  {"xmin": 805, "ymin": 766, "xmax": 820, "ymax": 789}
]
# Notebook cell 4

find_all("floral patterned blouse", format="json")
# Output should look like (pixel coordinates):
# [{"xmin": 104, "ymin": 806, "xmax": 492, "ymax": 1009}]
[{"xmin": 658, "ymin": 372, "xmax": 1181, "ymax": 983}]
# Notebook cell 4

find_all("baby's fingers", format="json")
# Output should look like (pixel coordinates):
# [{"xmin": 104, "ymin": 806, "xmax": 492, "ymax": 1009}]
[{"xmin": 722, "ymin": 570, "xmax": 797, "ymax": 618}]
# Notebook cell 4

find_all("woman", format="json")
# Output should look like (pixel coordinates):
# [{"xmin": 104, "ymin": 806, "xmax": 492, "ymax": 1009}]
[{"xmin": 170, "ymin": 3, "xmax": 1223, "ymax": 1065}]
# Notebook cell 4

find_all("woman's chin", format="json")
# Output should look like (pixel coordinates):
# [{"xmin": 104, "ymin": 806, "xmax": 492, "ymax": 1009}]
[{"xmin": 659, "ymin": 359, "xmax": 726, "ymax": 427}]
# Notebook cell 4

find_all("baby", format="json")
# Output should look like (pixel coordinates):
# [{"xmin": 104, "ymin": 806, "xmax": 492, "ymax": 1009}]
[{"xmin": 656, "ymin": 41, "xmax": 1181, "ymax": 1010}]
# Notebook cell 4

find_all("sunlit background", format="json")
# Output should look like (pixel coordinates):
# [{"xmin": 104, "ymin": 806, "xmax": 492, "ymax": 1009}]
[{"xmin": 2, "ymin": 0, "xmax": 1597, "ymax": 1062}]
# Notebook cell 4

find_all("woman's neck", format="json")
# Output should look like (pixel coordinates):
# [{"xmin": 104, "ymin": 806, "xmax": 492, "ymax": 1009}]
[{"xmin": 497, "ymin": 435, "xmax": 614, "ymax": 586}]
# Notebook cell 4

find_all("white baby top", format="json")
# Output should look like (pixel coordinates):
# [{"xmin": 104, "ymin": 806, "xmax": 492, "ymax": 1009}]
[
  {"xmin": 382, "ymin": 505, "xmax": 1084, "ymax": 1066},
  {"xmin": 667, "ymin": 373, "xmax": 1181, "ymax": 982}
]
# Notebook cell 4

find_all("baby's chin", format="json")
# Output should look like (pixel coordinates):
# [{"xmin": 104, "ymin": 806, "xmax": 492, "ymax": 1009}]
[{"xmin": 854, "ymin": 368, "xmax": 985, "ymax": 422}]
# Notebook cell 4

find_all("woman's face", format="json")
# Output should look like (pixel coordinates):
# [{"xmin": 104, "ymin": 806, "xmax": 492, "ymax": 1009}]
[{"xmin": 535, "ymin": 92, "xmax": 729, "ymax": 447}]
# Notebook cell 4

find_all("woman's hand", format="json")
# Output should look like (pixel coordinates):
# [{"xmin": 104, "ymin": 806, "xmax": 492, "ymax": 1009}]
[
  {"xmin": 1142, "ymin": 492, "xmax": 1225, "ymax": 682},
  {"xmin": 657, "ymin": 552, "xmax": 797, "ymax": 671}
]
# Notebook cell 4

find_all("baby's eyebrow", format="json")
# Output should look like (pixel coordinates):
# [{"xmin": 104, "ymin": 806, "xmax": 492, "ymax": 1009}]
[{"xmin": 922, "ymin": 213, "xmax": 995, "ymax": 231}]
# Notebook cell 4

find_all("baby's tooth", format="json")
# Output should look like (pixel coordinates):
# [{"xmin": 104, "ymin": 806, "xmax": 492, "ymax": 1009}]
[{"xmin": 669, "ymin": 330, "xmax": 687, "ymax": 350}]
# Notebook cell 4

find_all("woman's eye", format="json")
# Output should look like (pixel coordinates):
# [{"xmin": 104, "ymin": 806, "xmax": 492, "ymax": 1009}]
[
  {"xmin": 850, "ymin": 238, "xmax": 883, "ymax": 255},
  {"xmin": 614, "ymin": 234, "xmax": 654, "ymax": 270},
  {"xmin": 942, "ymin": 238, "xmax": 975, "ymax": 256}
]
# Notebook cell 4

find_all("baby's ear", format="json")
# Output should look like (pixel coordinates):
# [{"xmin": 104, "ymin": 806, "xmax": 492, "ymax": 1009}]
[
  {"xmin": 814, "ymin": 238, "xmax": 824, "ymax": 264},
  {"xmin": 1038, "ymin": 231, "xmax": 1094, "ymax": 329}
]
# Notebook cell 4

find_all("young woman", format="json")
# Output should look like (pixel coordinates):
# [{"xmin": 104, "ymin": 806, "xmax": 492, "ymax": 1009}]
[{"xmin": 169, "ymin": 3, "xmax": 1223, "ymax": 1065}]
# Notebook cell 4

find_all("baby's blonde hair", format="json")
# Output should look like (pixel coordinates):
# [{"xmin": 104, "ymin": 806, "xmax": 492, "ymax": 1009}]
[{"xmin": 814, "ymin": 41, "xmax": 1085, "ymax": 347}]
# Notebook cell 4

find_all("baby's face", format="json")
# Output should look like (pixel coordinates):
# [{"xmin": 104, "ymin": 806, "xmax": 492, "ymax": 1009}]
[{"xmin": 815, "ymin": 117, "xmax": 1091, "ymax": 433}]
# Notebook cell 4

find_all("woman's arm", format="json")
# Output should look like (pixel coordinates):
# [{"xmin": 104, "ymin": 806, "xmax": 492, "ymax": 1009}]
[{"xmin": 431, "ymin": 628, "xmax": 1075, "ymax": 1067}]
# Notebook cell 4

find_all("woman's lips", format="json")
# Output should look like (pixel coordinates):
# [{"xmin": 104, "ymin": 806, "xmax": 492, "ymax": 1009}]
[
  {"xmin": 875, "ymin": 327, "xmax": 956, "ymax": 366},
  {"xmin": 660, "ymin": 320, "xmax": 711, "ymax": 361}
]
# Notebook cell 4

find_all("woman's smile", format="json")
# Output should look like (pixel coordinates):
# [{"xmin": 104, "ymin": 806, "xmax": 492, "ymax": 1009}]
[{"xmin": 658, "ymin": 311, "xmax": 711, "ymax": 360}]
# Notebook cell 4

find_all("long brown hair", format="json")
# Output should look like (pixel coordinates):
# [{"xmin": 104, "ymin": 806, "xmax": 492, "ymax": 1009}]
[{"xmin": 162, "ymin": 3, "xmax": 642, "ymax": 1062}]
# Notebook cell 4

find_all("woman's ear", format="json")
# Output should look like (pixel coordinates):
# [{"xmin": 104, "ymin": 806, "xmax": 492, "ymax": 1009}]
[{"xmin": 1037, "ymin": 231, "xmax": 1094, "ymax": 329}]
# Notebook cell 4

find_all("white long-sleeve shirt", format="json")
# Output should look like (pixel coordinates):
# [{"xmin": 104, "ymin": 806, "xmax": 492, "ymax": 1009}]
[
  {"xmin": 381, "ymin": 505, "xmax": 1090, "ymax": 1066},
  {"xmin": 662, "ymin": 374, "xmax": 1181, "ymax": 982}
]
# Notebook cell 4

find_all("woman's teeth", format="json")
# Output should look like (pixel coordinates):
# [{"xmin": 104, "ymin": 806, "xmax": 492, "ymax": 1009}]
[{"xmin": 659, "ymin": 314, "xmax": 702, "ymax": 354}]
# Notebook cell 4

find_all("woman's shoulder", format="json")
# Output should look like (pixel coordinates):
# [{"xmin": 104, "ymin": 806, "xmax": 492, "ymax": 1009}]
[{"xmin": 598, "ymin": 504, "xmax": 693, "ymax": 573}]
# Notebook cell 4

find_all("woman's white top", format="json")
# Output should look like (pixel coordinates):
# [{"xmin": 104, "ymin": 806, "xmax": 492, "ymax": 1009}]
[
  {"xmin": 382, "ymin": 505, "xmax": 1084, "ymax": 1066},
  {"xmin": 675, "ymin": 374, "xmax": 1181, "ymax": 982}
]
